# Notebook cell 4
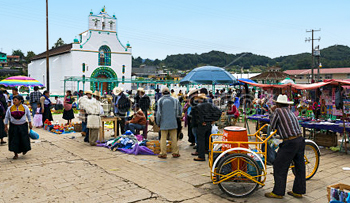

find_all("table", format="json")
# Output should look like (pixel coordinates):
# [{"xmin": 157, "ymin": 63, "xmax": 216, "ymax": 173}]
[{"xmin": 100, "ymin": 116, "xmax": 120, "ymax": 141}]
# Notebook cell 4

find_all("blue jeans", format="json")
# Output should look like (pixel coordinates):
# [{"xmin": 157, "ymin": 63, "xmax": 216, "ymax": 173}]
[
  {"xmin": 192, "ymin": 127, "xmax": 197, "ymax": 145},
  {"xmin": 31, "ymin": 103, "xmax": 37, "ymax": 117},
  {"xmin": 82, "ymin": 122, "xmax": 89, "ymax": 142},
  {"xmin": 125, "ymin": 123, "xmax": 145, "ymax": 135}
]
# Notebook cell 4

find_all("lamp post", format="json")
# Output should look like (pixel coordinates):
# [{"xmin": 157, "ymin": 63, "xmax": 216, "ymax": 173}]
[{"xmin": 46, "ymin": 0, "xmax": 50, "ymax": 91}]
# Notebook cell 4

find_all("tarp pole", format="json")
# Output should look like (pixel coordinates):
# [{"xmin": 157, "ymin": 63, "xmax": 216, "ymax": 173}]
[{"xmin": 63, "ymin": 80, "xmax": 66, "ymax": 96}]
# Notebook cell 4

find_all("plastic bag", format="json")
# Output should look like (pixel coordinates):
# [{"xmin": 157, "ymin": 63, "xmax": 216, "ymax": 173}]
[
  {"xmin": 29, "ymin": 129, "xmax": 39, "ymax": 140},
  {"xmin": 211, "ymin": 124, "xmax": 219, "ymax": 134},
  {"xmin": 261, "ymin": 140, "xmax": 276, "ymax": 165}
]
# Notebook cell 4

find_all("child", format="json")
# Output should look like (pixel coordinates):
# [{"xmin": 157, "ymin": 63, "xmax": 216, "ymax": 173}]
[{"xmin": 33, "ymin": 102, "xmax": 43, "ymax": 128}]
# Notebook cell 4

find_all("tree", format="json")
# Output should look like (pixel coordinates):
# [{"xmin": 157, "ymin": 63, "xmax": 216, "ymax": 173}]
[
  {"xmin": 12, "ymin": 49, "xmax": 25, "ymax": 60},
  {"xmin": 52, "ymin": 38, "xmax": 66, "ymax": 49},
  {"xmin": 25, "ymin": 51, "xmax": 36, "ymax": 63}
]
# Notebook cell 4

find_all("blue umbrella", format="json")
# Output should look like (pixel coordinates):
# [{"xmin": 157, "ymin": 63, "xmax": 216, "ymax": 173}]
[{"xmin": 180, "ymin": 66, "xmax": 237, "ymax": 85}]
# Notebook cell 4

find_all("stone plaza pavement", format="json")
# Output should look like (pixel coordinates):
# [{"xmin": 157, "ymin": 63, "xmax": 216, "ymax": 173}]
[{"xmin": 0, "ymin": 115, "xmax": 350, "ymax": 202}]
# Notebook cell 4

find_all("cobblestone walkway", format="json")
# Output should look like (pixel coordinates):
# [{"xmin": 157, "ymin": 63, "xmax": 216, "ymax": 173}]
[{"xmin": 0, "ymin": 115, "xmax": 349, "ymax": 202}]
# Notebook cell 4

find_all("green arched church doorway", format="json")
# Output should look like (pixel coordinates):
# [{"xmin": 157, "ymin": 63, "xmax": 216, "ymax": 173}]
[{"xmin": 90, "ymin": 67, "xmax": 118, "ymax": 93}]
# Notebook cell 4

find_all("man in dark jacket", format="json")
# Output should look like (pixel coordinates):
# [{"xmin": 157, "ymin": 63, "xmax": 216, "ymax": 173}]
[
  {"xmin": 191, "ymin": 93, "xmax": 222, "ymax": 161},
  {"xmin": 113, "ymin": 87, "xmax": 131, "ymax": 136},
  {"xmin": 138, "ymin": 88, "xmax": 150, "ymax": 118}
]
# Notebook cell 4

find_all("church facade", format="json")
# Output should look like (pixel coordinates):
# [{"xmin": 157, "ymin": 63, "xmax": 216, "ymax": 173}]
[{"xmin": 28, "ymin": 7, "xmax": 132, "ymax": 94}]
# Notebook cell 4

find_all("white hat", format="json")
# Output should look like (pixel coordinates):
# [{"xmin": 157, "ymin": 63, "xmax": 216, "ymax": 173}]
[
  {"xmin": 85, "ymin": 90, "xmax": 93, "ymax": 95},
  {"xmin": 137, "ymin": 87, "xmax": 145, "ymax": 92},
  {"xmin": 187, "ymin": 88, "xmax": 198, "ymax": 97},
  {"xmin": 276, "ymin": 94, "xmax": 294, "ymax": 105},
  {"xmin": 93, "ymin": 91, "xmax": 100, "ymax": 96},
  {"xmin": 113, "ymin": 87, "xmax": 123, "ymax": 95}
]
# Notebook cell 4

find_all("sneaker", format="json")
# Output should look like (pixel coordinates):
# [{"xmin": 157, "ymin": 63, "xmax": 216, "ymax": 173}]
[{"xmin": 264, "ymin": 192, "xmax": 283, "ymax": 199}]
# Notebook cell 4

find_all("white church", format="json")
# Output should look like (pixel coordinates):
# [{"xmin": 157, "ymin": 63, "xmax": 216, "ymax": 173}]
[{"xmin": 28, "ymin": 7, "xmax": 132, "ymax": 95}]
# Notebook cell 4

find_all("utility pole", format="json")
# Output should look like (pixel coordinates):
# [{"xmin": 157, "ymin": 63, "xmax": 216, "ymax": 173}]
[
  {"xmin": 305, "ymin": 29, "xmax": 321, "ymax": 83},
  {"xmin": 46, "ymin": 0, "xmax": 50, "ymax": 91},
  {"xmin": 314, "ymin": 45, "xmax": 321, "ymax": 82}
]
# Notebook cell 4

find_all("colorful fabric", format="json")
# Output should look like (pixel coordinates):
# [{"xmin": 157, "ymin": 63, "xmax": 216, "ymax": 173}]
[
  {"xmin": 10, "ymin": 104, "xmax": 25, "ymax": 120},
  {"xmin": 0, "ymin": 76, "xmax": 43, "ymax": 87}
]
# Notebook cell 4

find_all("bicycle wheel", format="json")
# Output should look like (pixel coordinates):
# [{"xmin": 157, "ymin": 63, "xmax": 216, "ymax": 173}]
[
  {"xmin": 216, "ymin": 153, "xmax": 261, "ymax": 197},
  {"xmin": 292, "ymin": 142, "xmax": 320, "ymax": 180}
]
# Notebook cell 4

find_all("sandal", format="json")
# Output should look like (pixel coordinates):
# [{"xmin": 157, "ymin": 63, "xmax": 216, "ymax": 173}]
[
  {"xmin": 0, "ymin": 141, "xmax": 6, "ymax": 144},
  {"xmin": 172, "ymin": 154, "xmax": 180, "ymax": 158},
  {"xmin": 190, "ymin": 143, "xmax": 195, "ymax": 146},
  {"xmin": 13, "ymin": 155, "xmax": 18, "ymax": 160},
  {"xmin": 194, "ymin": 157, "xmax": 205, "ymax": 161},
  {"xmin": 158, "ymin": 154, "xmax": 167, "ymax": 159},
  {"xmin": 191, "ymin": 152, "xmax": 199, "ymax": 156}
]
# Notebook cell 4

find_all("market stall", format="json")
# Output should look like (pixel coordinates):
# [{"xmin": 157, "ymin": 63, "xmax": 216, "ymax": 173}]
[{"xmin": 241, "ymin": 79, "xmax": 350, "ymax": 153}]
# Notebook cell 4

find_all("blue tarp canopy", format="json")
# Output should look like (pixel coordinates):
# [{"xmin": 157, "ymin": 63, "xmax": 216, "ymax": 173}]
[
  {"xmin": 179, "ymin": 66, "xmax": 237, "ymax": 85},
  {"xmin": 236, "ymin": 78, "xmax": 257, "ymax": 85}
]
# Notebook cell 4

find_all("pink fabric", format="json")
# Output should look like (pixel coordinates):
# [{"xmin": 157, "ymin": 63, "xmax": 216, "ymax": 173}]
[
  {"xmin": 63, "ymin": 96, "xmax": 73, "ymax": 111},
  {"xmin": 135, "ymin": 134, "xmax": 144, "ymax": 141}
]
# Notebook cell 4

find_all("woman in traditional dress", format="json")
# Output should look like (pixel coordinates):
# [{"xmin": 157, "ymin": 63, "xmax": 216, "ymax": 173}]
[
  {"xmin": 40, "ymin": 90, "xmax": 53, "ymax": 124},
  {"xmin": 4, "ymin": 95, "xmax": 32, "ymax": 159},
  {"xmin": 63, "ymin": 90, "xmax": 75, "ymax": 124}
]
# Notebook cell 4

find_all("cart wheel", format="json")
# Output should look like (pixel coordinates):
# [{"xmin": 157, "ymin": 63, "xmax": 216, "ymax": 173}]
[
  {"xmin": 292, "ymin": 142, "xmax": 320, "ymax": 180},
  {"xmin": 216, "ymin": 153, "xmax": 261, "ymax": 197}
]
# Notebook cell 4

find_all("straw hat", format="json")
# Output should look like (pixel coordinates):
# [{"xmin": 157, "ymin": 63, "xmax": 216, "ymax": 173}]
[
  {"xmin": 113, "ymin": 87, "xmax": 123, "ymax": 95},
  {"xmin": 187, "ymin": 88, "xmax": 198, "ymax": 97},
  {"xmin": 276, "ymin": 94, "xmax": 294, "ymax": 105},
  {"xmin": 195, "ymin": 93, "xmax": 207, "ymax": 100},
  {"xmin": 93, "ymin": 91, "xmax": 100, "ymax": 97},
  {"xmin": 161, "ymin": 87, "xmax": 170, "ymax": 94},
  {"xmin": 85, "ymin": 90, "xmax": 93, "ymax": 95},
  {"xmin": 137, "ymin": 87, "xmax": 145, "ymax": 92}
]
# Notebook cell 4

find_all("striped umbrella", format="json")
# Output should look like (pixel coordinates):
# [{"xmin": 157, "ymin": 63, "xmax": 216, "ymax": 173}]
[{"xmin": 0, "ymin": 76, "xmax": 44, "ymax": 87}]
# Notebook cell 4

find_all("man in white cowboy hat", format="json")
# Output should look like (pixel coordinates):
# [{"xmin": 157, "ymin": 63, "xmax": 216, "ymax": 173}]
[
  {"xmin": 265, "ymin": 94, "xmax": 305, "ymax": 199},
  {"xmin": 113, "ymin": 87, "xmax": 131, "ymax": 136}
]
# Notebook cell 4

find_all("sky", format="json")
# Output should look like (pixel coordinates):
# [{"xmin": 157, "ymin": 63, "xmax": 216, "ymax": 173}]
[{"xmin": 1, "ymin": 0, "xmax": 350, "ymax": 61}]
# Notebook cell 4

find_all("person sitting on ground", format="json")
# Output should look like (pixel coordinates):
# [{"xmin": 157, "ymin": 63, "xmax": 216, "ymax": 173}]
[
  {"xmin": 227, "ymin": 101, "xmax": 239, "ymax": 125},
  {"xmin": 125, "ymin": 104, "xmax": 146, "ymax": 135}
]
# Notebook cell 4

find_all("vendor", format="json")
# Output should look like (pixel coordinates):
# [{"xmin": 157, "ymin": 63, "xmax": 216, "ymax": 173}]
[
  {"xmin": 40, "ymin": 90, "xmax": 53, "ymax": 124},
  {"xmin": 125, "ymin": 104, "xmax": 146, "ymax": 135},
  {"xmin": 265, "ymin": 94, "xmax": 305, "ymax": 199},
  {"xmin": 227, "ymin": 101, "xmax": 239, "ymax": 125}
]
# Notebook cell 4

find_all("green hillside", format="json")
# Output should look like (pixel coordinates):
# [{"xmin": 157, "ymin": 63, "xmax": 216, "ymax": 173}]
[{"xmin": 132, "ymin": 45, "xmax": 350, "ymax": 71}]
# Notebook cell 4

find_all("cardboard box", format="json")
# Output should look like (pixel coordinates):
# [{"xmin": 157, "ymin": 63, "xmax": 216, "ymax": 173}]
[{"xmin": 327, "ymin": 183, "xmax": 350, "ymax": 202}]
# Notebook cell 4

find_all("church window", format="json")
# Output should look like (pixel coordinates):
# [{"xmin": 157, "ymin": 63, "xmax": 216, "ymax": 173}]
[
  {"xmin": 99, "ymin": 45, "xmax": 111, "ymax": 66},
  {"xmin": 122, "ymin": 65, "xmax": 125, "ymax": 74}
]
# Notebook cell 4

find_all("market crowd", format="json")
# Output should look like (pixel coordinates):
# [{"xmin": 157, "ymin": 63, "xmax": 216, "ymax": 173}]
[{"xmin": 0, "ymin": 84, "xmax": 318, "ymax": 200}]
